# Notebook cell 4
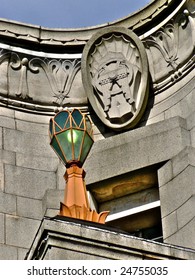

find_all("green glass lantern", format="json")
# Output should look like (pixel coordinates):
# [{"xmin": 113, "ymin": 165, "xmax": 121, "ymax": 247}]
[{"xmin": 49, "ymin": 109, "xmax": 94, "ymax": 167}]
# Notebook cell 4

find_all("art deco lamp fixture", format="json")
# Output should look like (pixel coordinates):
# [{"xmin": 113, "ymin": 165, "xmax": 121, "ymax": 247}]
[{"xmin": 49, "ymin": 108, "xmax": 109, "ymax": 223}]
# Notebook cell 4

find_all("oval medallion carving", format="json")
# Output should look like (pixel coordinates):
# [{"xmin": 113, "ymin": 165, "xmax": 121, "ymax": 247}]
[{"xmin": 81, "ymin": 27, "xmax": 149, "ymax": 131}]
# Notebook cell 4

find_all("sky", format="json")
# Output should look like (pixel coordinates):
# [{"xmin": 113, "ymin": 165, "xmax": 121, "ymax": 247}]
[{"xmin": 0, "ymin": 0, "xmax": 151, "ymax": 29}]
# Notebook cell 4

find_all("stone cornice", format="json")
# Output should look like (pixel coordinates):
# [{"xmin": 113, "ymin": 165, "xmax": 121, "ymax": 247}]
[
  {"xmin": 0, "ymin": 0, "xmax": 193, "ymax": 116},
  {"xmin": 0, "ymin": 0, "xmax": 182, "ymax": 49}
]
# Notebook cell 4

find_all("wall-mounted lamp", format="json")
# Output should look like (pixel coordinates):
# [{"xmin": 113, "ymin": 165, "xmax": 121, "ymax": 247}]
[{"xmin": 49, "ymin": 108, "xmax": 109, "ymax": 223}]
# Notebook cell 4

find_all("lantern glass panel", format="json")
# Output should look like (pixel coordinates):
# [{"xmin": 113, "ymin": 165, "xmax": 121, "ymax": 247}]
[
  {"xmin": 56, "ymin": 131, "xmax": 73, "ymax": 162},
  {"xmin": 72, "ymin": 109, "xmax": 83, "ymax": 128},
  {"xmin": 80, "ymin": 133, "xmax": 93, "ymax": 164},
  {"xmin": 55, "ymin": 111, "xmax": 69, "ymax": 129},
  {"xmin": 55, "ymin": 124, "xmax": 61, "ymax": 133},
  {"xmin": 64, "ymin": 117, "xmax": 71, "ymax": 129},
  {"xmin": 73, "ymin": 129, "xmax": 84, "ymax": 160},
  {"xmin": 51, "ymin": 136, "xmax": 66, "ymax": 164}
]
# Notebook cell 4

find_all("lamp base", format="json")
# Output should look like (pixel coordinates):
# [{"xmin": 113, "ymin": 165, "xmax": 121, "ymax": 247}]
[{"xmin": 59, "ymin": 202, "xmax": 109, "ymax": 224}]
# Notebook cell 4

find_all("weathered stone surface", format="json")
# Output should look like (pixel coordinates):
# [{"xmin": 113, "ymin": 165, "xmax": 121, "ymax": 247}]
[
  {"xmin": 0, "ymin": 163, "xmax": 4, "ymax": 191},
  {"xmin": 0, "ymin": 191, "xmax": 16, "ymax": 215},
  {"xmin": 158, "ymin": 146, "xmax": 195, "ymax": 249},
  {"xmin": 3, "ymin": 128, "xmax": 54, "ymax": 157},
  {"xmin": 4, "ymin": 164, "xmax": 56, "ymax": 199},
  {"xmin": 187, "ymin": 110, "xmax": 195, "ymax": 130},
  {"xmin": 145, "ymin": 74, "xmax": 195, "ymax": 122},
  {"xmin": 0, "ymin": 244, "xmax": 17, "ymax": 260},
  {"xmin": 161, "ymin": 211, "xmax": 178, "ymax": 239},
  {"xmin": 0, "ymin": 128, "xmax": 2, "ymax": 149},
  {"xmin": 165, "ymin": 218, "xmax": 195, "ymax": 250},
  {"xmin": 42, "ymin": 189, "xmax": 63, "ymax": 216},
  {"xmin": 157, "ymin": 160, "xmax": 173, "ymax": 187},
  {"xmin": 85, "ymin": 117, "xmax": 190, "ymax": 185},
  {"xmin": 0, "ymin": 107, "xmax": 15, "ymax": 118},
  {"xmin": 0, "ymin": 150, "xmax": 16, "ymax": 165},
  {"xmin": 6, "ymin": 215, "xmax": 40, "ymax": 248},
  {"xmin": 16, "ymin": 119, "xmax": 49, "ymax": 135},
  {"xmin": 15, "ymin": 111, "xmax": 50, "ymax": 124},
  {"xmin": 17, "ymin": 196, "xmax": 43, "ymax": 220},
  {"xmin": 0, "ymin": 116, "xmax": 15, "ymax": 129},
  {"xmin": 26, "ymin": 217, "xmax": 195, "ymax": 260},
  {"xmin": 16, "ymin": 153, "xmax": 59, "ymax": 171},
  {"xmin": 159, "ymin": 165, "xmax": 195, "ymax": 218},
  {"xmin": 177, "ymin": 195, "xmax": 195, "ymax": 230},
  {"xmin": 0, "ymin": 213, "xmax": 4, "ymax": 244},
  {"xmin": 172, "ymin": 146, "xmax": 195, "ymax": 177},
  {"xmin": 18, "ymin": 248, "xmax": 28, "ymax": 260}
]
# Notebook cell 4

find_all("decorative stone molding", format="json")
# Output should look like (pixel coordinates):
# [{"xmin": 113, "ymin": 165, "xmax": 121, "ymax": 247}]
[
  {"xmin": 0, "ymin": 0, "xmax": 177, "ymax": 47},
  {"xmin": 0, "ymin": 0, "xmax": 193, "ymax": 116},
  {"xmin": 143, "ymin": 1, "xmax": 195, "ymax": 93},
  {"xmin": 0, "ymin": 47, "xmax": 86, "ymax": 113},
  {"xmin": 81, "ymin": 27, "xmax": 149, "ymax": 131}
]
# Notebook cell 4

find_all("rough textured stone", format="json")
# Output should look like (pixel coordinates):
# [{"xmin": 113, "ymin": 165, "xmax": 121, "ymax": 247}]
[
  {"xmin": 85, "ymin": 117, "xmax": 190, "ymax": 185},
  {"xmin": 4, "ymin": 164, "xmax": 56, "ymax": 199},
  {"xmin": 16, "ymin": 119, "xmax": 49, "ymax": 135},
  {"xmin": 0, "ymin": 213, "xmax": 5, "ymax": 244},
  {"xmin": 0, "ymin": 191, "xmax": 16, "ymax": 215},
  {"xmin": 0, "ymin": 244, "xmax": 17, "ymax": 260},
  {"xmin": 177, "ymin": 195, "xmax": 195, "ymax": 230},
  {"xmin": 6, "ymin": 215, "xmax": 40, "ymax": 249},
  {"xmin": 17, "ymin": 196, "xmax": 43, "ymax": 220},
  {"xmin": 17, "ymin": 248, "xmax": 28, "ymax": 260},
  {"xmin": 0, "ymin": 127, "xmax": 2, "ymax": 149},
  {"xmin": 15, "ymin": 111, "xmax": 50, "ymax": 124},
  {"xmin": 187, "ymin": 110, "xmax": 195, "ymax": 130},
  {"xmin": 0, "ymin": 116, "xmax": 15, "ymax": 129},
  {"xmin": 26, "ymin": 218, "xmax": 195, "ymax": 260},
  {"xmin": 172, "ymin": 146, "xmax": 195, "ymax": 177},
  {"xmin": 3, "ymin": 128, "xmax": 54, "ymax": 157},
  {"xmin": 159, "ymin": 165, "xmax": 195, "ymax": 218},
  {"xmin": 0, "ymin": 163, "xmax": 4, "ymax": 191},
  {"xmin": 190, "ymin": 127, "xmax": 195, "ymax": 148},
  {"xmin": 16, "ymin": 152, "xmax": 58, "ymax": 171},
  {"xmin": 42, "ymin": 189, "xmax": 63, "ymax": 216},
  {"xmin": 147, "ymin": 74, "xmax": 195, "ymax": 120},
  {"xmin": 0, "ymin": 107, "xmax": 15, "ymax": 118},
  {"xmin": 157, "ymin": 160, "xmax": 173, "ymax": 187},
  {"xmin": 0, "ymin": 150, "xmax": 16, "ymax": 165},
  {"xmin": 165, "ymin": 218, "xmax": 195, "ymax": 250},
  {"xmin": 161, "ymin": 211, "xmax": 178, "ymax": 239}
]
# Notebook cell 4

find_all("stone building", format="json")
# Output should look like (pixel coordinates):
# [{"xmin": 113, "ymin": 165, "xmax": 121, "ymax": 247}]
[{"xmin": 0, "ymin": 0, "xmax": 195, "ymax": 259}]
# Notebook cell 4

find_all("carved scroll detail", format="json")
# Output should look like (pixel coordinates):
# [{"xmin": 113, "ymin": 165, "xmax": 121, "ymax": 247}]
[
  {"xmin": 0, "ymin": 50, "xmax": 81, "ymax": 106},
  {"xmin": 143, "ymin": 7, "xmax": 195, "ymax": 93},
  {"xmin": 29, "ymin": 58, "xmax": 80, "ymax": 105}
]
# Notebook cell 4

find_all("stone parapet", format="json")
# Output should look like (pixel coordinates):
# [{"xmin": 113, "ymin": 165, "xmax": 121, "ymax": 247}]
[{"xmin": 26, "ymin": 217, "xmax": 195, "ymax": 260}]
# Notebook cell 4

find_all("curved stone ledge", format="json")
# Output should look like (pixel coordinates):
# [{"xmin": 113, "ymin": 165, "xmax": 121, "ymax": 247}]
[
  {"xmin": 0, "ymin": 0, "xmax": 194, "ymax": 119},
  {"xmin": 0, "ymin": 0, "xmax": 178, "ymax": 48}
]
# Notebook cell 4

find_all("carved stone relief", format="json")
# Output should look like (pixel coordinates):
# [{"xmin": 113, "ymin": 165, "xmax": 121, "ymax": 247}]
[
  {"xmin": 0, "ymin": 49, "xmax": 84, "ymax": 112},
  {"xmin": 81, "ymin": 27, "xmax": 149, "ymax": 131},
  {"xmin": 144, "ymin": 3, "xmax": 195, "ymax": 93}
]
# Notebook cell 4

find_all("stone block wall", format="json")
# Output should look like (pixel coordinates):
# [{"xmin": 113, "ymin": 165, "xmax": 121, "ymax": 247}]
[
  {"xmin": 158, "ymin": 125, "xmax": 195, "ymax": 249},
  {"xmin": 1, "ymin": 79, "xmax": 195, "ymax": 258},
  {"xmin": 0, "ymin": 107, "xmax": 63, "ymax": 259},
  {"xmin": 0, "ymin": 0, "xmax": 195, "ymax": 259}
]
